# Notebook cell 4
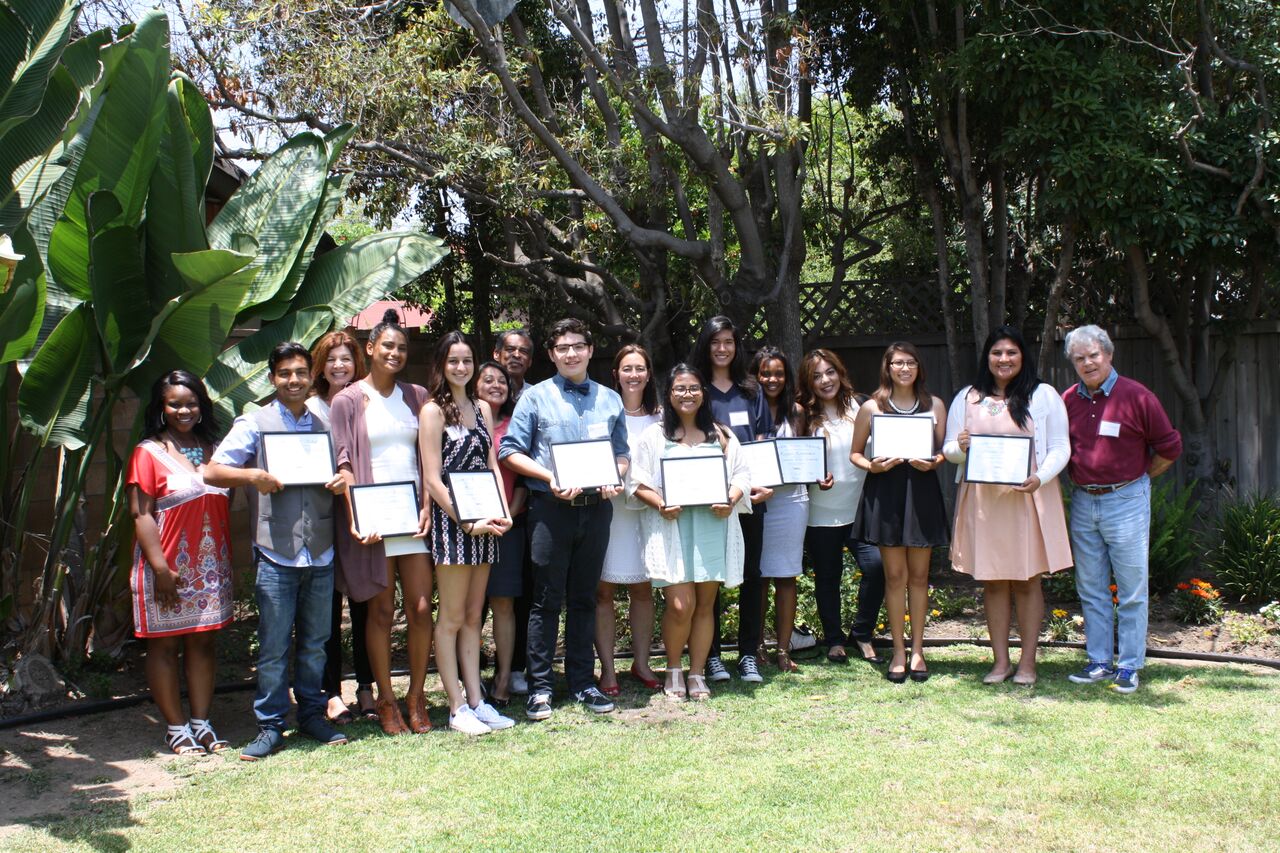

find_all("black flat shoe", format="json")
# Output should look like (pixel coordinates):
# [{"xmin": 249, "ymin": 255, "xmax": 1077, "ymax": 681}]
[
  {"xmin": 909, "ymin": 667, "xmax": 930, "ymax": 683},
  {"xmin": 854, "ymin": 641, "xmax": 885, "ymax": 665},
  {"xmin": 886, "ymin": 667, "xmax": 907, "ymax": 684},
  {"xmin": 826, "ymin": 649, "xmax": 849, "ymax": 664}
]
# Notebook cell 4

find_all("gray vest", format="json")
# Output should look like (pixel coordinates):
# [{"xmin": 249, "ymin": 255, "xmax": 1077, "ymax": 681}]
[{"xmin": 246, "ymin": 403, "xmax": 335, "ymax": 561}]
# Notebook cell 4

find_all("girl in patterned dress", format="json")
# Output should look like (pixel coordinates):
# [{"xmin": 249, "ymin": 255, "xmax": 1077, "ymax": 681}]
[
  {"xmin": 127, "ymin": 371, "xmax": 233, "ymax": 755},
  {"xmin": 419, "ymin": 332, "xmax": 514, "ymax": 735}
]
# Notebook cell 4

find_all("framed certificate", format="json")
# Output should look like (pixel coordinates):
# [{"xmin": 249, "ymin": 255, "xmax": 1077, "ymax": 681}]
[
  {"xmin": 660, "ymin": 454, "xmax": 730, "ymax": 507},
  {"xmin": 740, "ymin": 440, "xmax": 783, "ymax": 488},
  {"xmin": 964, "ymin": 434, "xmax": 1033, "ymax": 486},
  {"xmin": 261, "ymin": 431, "xmax": 336, "ymax": 485},
  {"xmin": 870, "ymin": 414, "xmax": 934, "ymax": 460},
  {"xmin": 776, "ymin": 436, "xmax": 827, "ymax": 484},
  {"xmin": 350, "ymin": 481, "xmax": 421, "ymax": 538},
  {"xmin": 447, "ymin": 469, "xmax": 508, "ymax": 522},
  {"xmin": 549, "ymin": 439, "xmax": 622, "ymax": 491}
]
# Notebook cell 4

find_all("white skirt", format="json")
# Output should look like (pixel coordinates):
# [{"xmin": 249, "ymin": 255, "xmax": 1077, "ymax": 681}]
[{"xmin": 602, "ymin": 502, "xmax": 648, "ymax": 584}]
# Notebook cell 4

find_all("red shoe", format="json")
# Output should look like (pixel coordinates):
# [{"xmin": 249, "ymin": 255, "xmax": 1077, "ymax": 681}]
[
  {"xmin": 598, "ymin": 680, "xmax": 621, "ymax": 697},
  {"xmin": 629, "ymin": 664, "xmax": 662, "ymax": 691}
]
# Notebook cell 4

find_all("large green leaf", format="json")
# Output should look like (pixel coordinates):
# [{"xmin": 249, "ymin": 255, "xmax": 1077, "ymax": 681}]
[
  {"xmin": 254, "ymin": 173, "xmax": 349, "ymax": 322},
  {"xmin": 204, "ymin": 309, "xmax": 333, "ymax": 424},
  {"xmin": 207, "ymin": 132, "xmax": 328, "ymax": 315},
  {"xmin": 86, "ymin": 191, "xmax": 149, "ymax": 377},
  {"xmin": 0, "ymin": 225, "xmax": 45, "ymax": 363},
  {"xmin": 0, "ymin": 63, "xmax": 82, "ymax": 233},
  {"xmin": 16, "ymin": 301, "xmax": 95, "ymax": 448},
  {"xmin": 144, "ymin": 73, "xmax": 212, "ymax": 308},
  {"xmin": 294, "ymin": 231, "xmax": 448, "ymax": 325},
  {"xmin": 0, "ymin": 0, "xmax": 78, "ymax": 139},
  {"xmin": 46, "ymin": 10, "xmax": 168, "ymax": 299},
  {"xmin": 125, "ymin": 248, "xmax": 258, "ymax": 397}
]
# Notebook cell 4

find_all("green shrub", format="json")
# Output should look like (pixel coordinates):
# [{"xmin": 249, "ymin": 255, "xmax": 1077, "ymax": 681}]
[
  {"xmin": 1209, "ymin": 493, "xmax": 1280, "ymax": 602},
  {"xmin": 1148, "ymin": 479, "xmax": 1205, "ymax": 594},
  {"xmin": 1170, "ymin": 578, "xmax": 1225, "ymax": 625},
  {"xmin": 1042, "ymin": 570, "xmax": 1078, "ymax": 604}
]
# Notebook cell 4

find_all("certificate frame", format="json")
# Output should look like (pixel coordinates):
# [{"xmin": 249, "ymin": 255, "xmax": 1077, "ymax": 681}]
[
  {"xmin": 776, "ymin": 436, "xmax": 828, "ymax": 484},
  {"xmin": 446, "ymin": 469, "xmax": 508, "ymax": 523},
  {"xmin": 350, "ymin": 481, "xmax": 421, "ymax": 538},
  {"xmin": 870, "ymin": 414, "xmax": 935, "ymax": 461},
  {"xmin": 740, "ymin": 440, "xmax": 784, "ymax": 488},
  {"xmin": 549, "ymin": 439, "xmax": 622, "ymax": 491},
  {"xmin": 260, "ymin": 430, "xmax": 336, "ymax": 486},
  {"xmin": 963, "ymin": 434, "xmax": 1033, "ymax": 486},
  {"xmin": 660, "ymin": 455, "xmax": 730, "ymax": 507}
]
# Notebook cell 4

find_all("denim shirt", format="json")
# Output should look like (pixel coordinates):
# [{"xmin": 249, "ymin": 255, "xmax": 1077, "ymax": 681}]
[
  {"xmin": 498, "ymin": 374, "xmax": 630, "ymax": 494},
  {"xmin": 1074, "ymin": 368, "xmax": 1120, "ymax": 400},
  {"xmin": 211, "ymin": 399, "xmax": 335, "ymax": 567}
]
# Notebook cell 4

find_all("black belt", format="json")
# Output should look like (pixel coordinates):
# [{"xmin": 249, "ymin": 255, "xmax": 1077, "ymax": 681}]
[
  {"xmin": 536, "ymin": 490, "xmax": 602, "ymax": 507},
  {"xmin": 1076, "ymin": 479, "xmax": 1137, "ymax": 495}
]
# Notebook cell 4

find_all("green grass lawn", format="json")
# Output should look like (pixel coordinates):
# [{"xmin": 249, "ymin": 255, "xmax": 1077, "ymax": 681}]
[{"xmin": 7, "ymin": 647, "xmax": 1279, "ymax": 852}]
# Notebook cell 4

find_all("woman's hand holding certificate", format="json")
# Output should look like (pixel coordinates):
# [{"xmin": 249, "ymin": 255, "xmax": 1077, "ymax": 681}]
[
  {"xmin": 448, "ymin": 470, "xmax": 509, "ymax": 535},
  {"xmin": 964, "ymin": 434, "xmax": 1033, "ymax": 487},
  {"xmin": 660, "ymin": 455, "xmax": 730, "ymax": 509}
]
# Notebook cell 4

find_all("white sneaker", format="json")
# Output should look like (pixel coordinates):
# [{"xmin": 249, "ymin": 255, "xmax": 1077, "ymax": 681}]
[
  {"xmin": 449, "ymin": 704, "xmax": 492, "ymax": 736},
  {"xmin": 471, "ymin": 701, "xmax": 515, "ymax": 730},
  {"xmin": 509, "ymin": 672, "xmax": 529, "ymax": 694}
]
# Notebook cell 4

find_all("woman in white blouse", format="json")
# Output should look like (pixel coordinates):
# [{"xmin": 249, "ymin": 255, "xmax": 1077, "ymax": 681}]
[
  {"xmin": 943, "ymin": 326, "xmax": 1072, "ymax": 686},
  {"xmin": 630, "ymin": 365, "xmax": 750, "ymax": 701}
]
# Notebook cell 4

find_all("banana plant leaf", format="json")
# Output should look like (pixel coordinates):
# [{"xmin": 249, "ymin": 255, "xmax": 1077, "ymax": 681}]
[
  {"xmin": 207, "ymin": 131, "xmax": 328, "ymax": 316},
  {"xmin": 0, "ymin": 0, "xmax": 79, "ymax": 139},
  {"xmin": 204, "ymin": 308, "xmax": 334, "ymax": 423},
  {"xmin": 253, "ymin": 173, "xmax": 349, "ymax": 322},
  {"xmin": 0, "ymin": 224, "xmax": 45, "ymax": 363},
  {"xmin": 293, "ymin": 231, "xmax": 448, "ymax": 325},
  {"xmin": 46, "ymin": 10, "xmax": 169, "ymax": 300},
  {"xmin": 144, "ymin": 73, "xmax": 213, "ymax": 308},
  {"xmin": 16, "ymin": 301, "xmax": 95, "ymax": 448},
  {"xmin": 86, "ymin": 190, "xmax": 149, "ymax": 378}
]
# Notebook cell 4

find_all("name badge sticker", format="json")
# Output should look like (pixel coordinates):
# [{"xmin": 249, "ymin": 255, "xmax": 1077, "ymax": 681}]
[
  {"xmin": 729, "ymin": 410, "xmax": 750, "ymax": 428},
  {"xmin": 586, "ymin": 421, "xmax": 609, "ymax": 439},
  {"xmin": 167, "ymin": 472, "xmax": 194, "ymax": 492},
  {"xmin": 446, "ymin": 425, "xmax": 468, "ymax": 441},
  {"xmin": 1099, "ymin": 420, "xmax": 1121, "ymax": 438}
]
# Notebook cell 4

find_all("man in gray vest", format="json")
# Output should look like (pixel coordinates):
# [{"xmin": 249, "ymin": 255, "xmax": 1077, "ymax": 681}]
[{"xmin": 205, "ymin": 341, "xmax": 350, "ymax": 759}]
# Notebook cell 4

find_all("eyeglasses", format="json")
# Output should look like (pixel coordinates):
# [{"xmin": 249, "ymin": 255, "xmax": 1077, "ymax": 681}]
[
  {"xmin": 671, "ymin": 385, "xmax": 703, "ymax": 396},
  {"xmin": 501, "ymin": 345, "xmax": 532, "ymax": 357},
  {"xmin": 552, "ymin": 342, "xmax": 590, "ymax": 355},
  {"xmin": 889, "ymin": 360, "xmax": 918, "ymax": 369}
]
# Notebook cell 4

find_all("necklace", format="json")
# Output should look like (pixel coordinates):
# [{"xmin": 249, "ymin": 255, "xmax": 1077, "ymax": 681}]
[
  {"xmin": 624, "ymin": 405, "xmax": 646, "ymax": 416},
  {"xmin": 165, "ymin": 431, "xmax": 205, "ymax": 466},
  {"xmin": 887, "ymin": 396, "xmax": 919, "ymax": 415},
  {"xmin": 980, "ymin": 396, "xmax": 1008, "ymax": 417}
]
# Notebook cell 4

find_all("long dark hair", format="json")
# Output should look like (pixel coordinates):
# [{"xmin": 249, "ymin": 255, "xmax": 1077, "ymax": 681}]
[
  {"xmin": 750, "ymin": 346, "xmax": 797, "ymax": 433},
  {"xmin": 476, "ymin": 360, "xmax": 515, "ymax": 419},
  {"xmin": 143, "ymin": 370, "xmax": 219, "ymax": 444},
  {"xmin": 796, "ymin": 348, "xmax": 857, "ymax": 435},
  {"xmin": 613, "ymin": 344, "xmax": 659, "ymax": 416},
  {"xmin": 662, "ymin": 364, "xmax": 722, "ymax": 445},
  {"xmin": 689, "ymin": 315, "xmax": 758, "ymax": 397},
  {"xmin": 872, "ymin": 341, "xmax": 932, "ymax": 412},
  {"xmin": 972, "ymin": 325, "xmax": 1038, "ymax": 429},
  {"xmin": 429, "ymin": 331, "xmax": 477, "ymax": 427}
]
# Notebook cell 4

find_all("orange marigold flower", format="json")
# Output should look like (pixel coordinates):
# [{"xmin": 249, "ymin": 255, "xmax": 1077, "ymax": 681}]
[
  {"xmin": 1176, "ymin": 582, "xmax": 1191, "ymax": 591},
  {"xmin": 1189, "ymin": 578, "xmax": 1205, "ymax": 586},
  {"xmin": 1052, "ymin": 609, "xmax": 1068, "ymax": 618}
]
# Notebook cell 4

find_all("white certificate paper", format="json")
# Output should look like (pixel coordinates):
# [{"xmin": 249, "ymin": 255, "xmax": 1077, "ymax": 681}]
[
  {"xmin": 549, "ymin": 439, "xmax": 622, "ymax": 490},
  {"xmin": 661, "ymin": 454, "xmax": 730, "ymax": 507},
  {"xmin": 776, "ymin": 436, "xmax": 827, "ymax": 484},
  {"xmin": 261, "ymin": 431, "xmax": 336, "ymax": 485},
  {"xmin": 448, "ymin": 470, "xmax": 507, "ymax": 522},
  {"xmin": 870, "ymin": 414, "xmax": 934, "ymax": 460},
  {"xmin": 965, "ymin": 434, "xmax": 1032, "ymax": 486},
  {"xmin": 350, "ymin": 481, "xmax": 421, "ymax": 538},
  {"xmin": 740, "ymin": 440, "xmax": 783, "ymax": 488}
]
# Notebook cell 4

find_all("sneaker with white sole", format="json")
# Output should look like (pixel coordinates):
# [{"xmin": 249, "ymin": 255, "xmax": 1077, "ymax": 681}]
[
  {"xmin": 525, "ymin": 691, "xmax": 553, "ymax": 721},
  {"xmin": 706, "ymin": 656, "xmax": 731, "ymax": 682},
  {"xmin": 572, "ymin": 686, "xmax": 615, "ymax": 714},
  {"xmin": 449, "ymin": 704, "xmax": 492, "ymax": 736},
  {"xmin": 737, "ymin": 655, "xmax": 764, "ymax": 683},
  {"xmin": 471, "ymin": 701, "xmax": 515, "ymax": 730},
  {"xmin": 509, "ymin": 672, "xmax": 529, "ymax": 694},
  {"xmin": 1067, "ymin": 661, "xmax": 1116, "ymax": 684},
  {"xmin": 1110, "ymin": 668, "xmax": 1139, "ymax": 694}
]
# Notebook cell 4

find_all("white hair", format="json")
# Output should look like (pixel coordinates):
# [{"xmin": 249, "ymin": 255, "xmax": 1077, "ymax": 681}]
[{"xmin": 1064, "ymin": 325, "xmax": 1114, "ymax": 358}]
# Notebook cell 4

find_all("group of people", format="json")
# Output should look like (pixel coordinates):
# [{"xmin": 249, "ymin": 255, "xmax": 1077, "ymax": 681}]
[{"xmin": 125, "ymin": 313, "xmax": 1180, "ymax": 760}]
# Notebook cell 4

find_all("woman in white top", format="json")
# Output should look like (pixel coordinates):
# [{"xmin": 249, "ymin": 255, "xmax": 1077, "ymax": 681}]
[
  {"xmin": 943, "ymin": 326, "xmax": 1072, "ymax": 685},
  {"xmin": 596, "ymin": 345, "xmax": 663, "ymax": 695},
  {"xmin": 630, "ymin": 365, "xmax": 750, "ymax": 701},
  {"xmin": 797, "ymin": 349, "xmax": 880, "ymax": 664},
  {"xmin": 331, "ymin": 310, "xmax": 432, "ymax": 735},
  {"xmin": 751, "ymin": 346, "xmax": 808, "ymax": 672}
]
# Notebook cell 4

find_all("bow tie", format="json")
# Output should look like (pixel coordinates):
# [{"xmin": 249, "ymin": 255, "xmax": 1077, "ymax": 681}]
[{"xmin": 564, "ymin": 381, "xmax": 591, "ymax": 396}]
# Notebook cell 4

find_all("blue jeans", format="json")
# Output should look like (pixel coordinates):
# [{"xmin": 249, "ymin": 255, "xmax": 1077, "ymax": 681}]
[
  {"xmin": 1070, "ymin": 476, "xmax": 1151, "ymax": 671},
  {"xmin": 254, "ymin": 555, "xmax": 333, "ymax": 730}
]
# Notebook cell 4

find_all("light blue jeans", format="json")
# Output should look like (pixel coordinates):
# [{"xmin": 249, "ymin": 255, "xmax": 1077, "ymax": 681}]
[
  {"xmin": 1070, "ymin": 476, "xmax": 1151, "ymax": 671},
  {"xmin": 254, "ymin": 555, "xmax": 333, "ymax": 730}
]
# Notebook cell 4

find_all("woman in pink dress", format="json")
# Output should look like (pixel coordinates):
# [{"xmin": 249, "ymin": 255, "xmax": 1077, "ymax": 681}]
[
  {"xmin": 127, "ymin": 370, "xmax": 233, "ymax": 755},
  {"xmin": 943, "ymin": 326, "xmax": 1072, "ymax": 685}
]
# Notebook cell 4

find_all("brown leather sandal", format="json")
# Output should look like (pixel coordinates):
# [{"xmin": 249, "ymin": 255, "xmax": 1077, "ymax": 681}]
[
  {"xmin": 405, "ymin": 691, "xmax": 433, "ymax": 734},
  {"xmin": 375, "ymin": 697, "xmax": 410, "ymax": 735}
]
